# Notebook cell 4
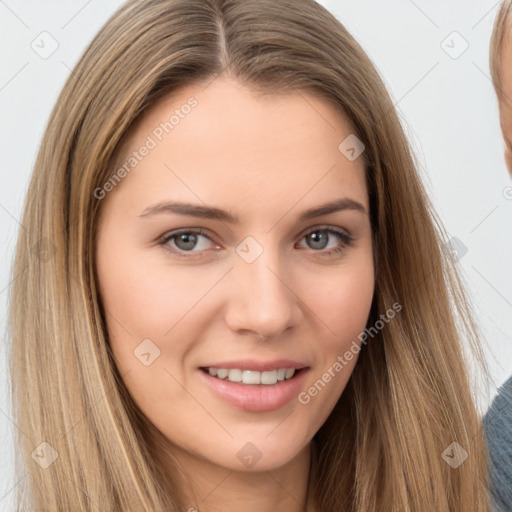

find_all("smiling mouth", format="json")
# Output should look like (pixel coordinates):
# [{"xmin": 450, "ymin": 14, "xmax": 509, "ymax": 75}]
[{"xmin": 200, "ymin": 367, "xmax": 304, "ymax": 385}]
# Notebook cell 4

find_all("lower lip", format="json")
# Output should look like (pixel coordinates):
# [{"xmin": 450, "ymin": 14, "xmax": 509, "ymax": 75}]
[{"xmin": 198, "ymin": 368, "xmax": 309, "ymax": 412}]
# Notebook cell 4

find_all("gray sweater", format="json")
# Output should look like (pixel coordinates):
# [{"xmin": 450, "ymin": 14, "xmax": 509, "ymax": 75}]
[{"xmin": 484, "ymin": 375, "xmax": 512, "ymax": 512}]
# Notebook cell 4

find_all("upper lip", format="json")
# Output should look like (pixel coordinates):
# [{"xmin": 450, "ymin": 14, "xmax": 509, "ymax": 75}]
[{"xmin": 200, "ymin": 359, "xmax": 309, "ymax": 372}]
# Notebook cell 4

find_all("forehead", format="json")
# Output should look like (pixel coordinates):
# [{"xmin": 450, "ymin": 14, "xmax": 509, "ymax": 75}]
[
  {"xmin": 125, "ymin": 78, "xmax": 354, "ymax": 148},
  {"xmin": 107, "ymin": 77, "xmax": 369, "ymax": 218}
]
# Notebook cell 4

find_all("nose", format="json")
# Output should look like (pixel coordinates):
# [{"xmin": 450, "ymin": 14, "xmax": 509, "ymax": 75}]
[{"xmin": 223, "ymin": 243, "xmax": 303, "ymax": 339}]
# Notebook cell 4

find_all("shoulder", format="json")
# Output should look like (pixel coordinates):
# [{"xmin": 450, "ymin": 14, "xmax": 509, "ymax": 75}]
[{"xmin": 484, "ymin": 375, "xmax": 512, "ymax": 512}]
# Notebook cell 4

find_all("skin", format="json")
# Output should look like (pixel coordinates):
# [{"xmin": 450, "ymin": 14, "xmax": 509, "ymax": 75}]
[
  {"xmin": 95, "ymin": 76, "xmax": 374, "ymax": 512},
  {"xmin": 498, "ymin": 19, "xmax": 512, "ymax": 176}
]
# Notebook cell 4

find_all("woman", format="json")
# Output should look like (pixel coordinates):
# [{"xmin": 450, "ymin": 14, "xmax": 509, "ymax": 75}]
[{"xmin": 8, "ymin": 0, "xmax": 491, "ymax": 510}]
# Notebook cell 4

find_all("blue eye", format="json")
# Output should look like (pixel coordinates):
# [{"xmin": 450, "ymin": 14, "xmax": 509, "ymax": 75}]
[
  {"xmin": 298, "ymin": 227, "xmax": 354, "ymax": 256},
  {"xmin": 159, "ymin": 229, "xmax": 215, "ymax": 254},
  {"xmin": 158, "ymin": 226, "xmax": 353, "ymax": 257}
]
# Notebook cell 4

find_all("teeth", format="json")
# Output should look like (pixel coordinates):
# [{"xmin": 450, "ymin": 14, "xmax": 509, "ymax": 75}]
[
  {"xmin": 217, "ymin": 368, "xmax": 228, "ymax": 379},
  {"xmin": 206, "ymin": 367, "xmax": 297, "ymax": 385},
  {"xmin": 242, "ymin": 370, "xmax": 262, "ymax": 385},
  {"xmin": 285, "ymin": 368, "xmax": 295, "ymax": 379},
  {"xmin": 228, "ymin": 369, "xmax": 242, "ymax": 382}
]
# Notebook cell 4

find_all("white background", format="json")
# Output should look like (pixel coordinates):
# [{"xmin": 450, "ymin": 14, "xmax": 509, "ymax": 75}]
[{"xmin": 1, "ymin": 0, "xmax": 510, "ymax": 508}]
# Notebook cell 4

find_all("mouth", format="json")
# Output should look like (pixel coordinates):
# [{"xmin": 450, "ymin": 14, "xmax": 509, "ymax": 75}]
[
  {"xmin": 198, "ymin": 365, "xmax": 310, "ymax": 412},
  {"xmin": 199, "ymin": 366, "xmax": 303, "ymax": 385}
]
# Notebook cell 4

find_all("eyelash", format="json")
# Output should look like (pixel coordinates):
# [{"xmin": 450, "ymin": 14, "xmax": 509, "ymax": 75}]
[{"xmin": 158, "ymin": 226, "xmax": 354, "ymax": 258}]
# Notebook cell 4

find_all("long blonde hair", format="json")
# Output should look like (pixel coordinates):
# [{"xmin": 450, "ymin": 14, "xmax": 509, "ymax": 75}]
[{"xmin": 8, "ymin": 0, "xmax": 491, "ymax": 510}]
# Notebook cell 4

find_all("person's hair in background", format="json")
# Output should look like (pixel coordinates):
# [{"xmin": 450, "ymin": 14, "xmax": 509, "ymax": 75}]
[
  {"xmin": 490, "ymin": 0, "xmax": 509, "ymax": 92},
  {"xmin": 7, "ymin": 0, "xmax": 491, "ymax": 510},
  {"xmin": 490, "ymin": 0, "xmax": 512, "ymax": 174}
]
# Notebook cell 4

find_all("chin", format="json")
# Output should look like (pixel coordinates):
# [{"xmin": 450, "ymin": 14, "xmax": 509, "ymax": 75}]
[{"xmin": 194, "ymin": 436, "xmax": 310, "ymax": 473}]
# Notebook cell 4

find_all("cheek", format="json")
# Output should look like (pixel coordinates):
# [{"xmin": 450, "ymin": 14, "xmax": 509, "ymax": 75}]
[
  {"xmin": 295, "ymin": 261, "xmax": 374, "ymax": 421},
  {"xmin": 95, "ymin": 242, "xmax": 233, "ymax": 390},
  {"xmin": 94, "ymin": 233, "xmax": 178, "ymax": 371},
  {"xmin": 96, "ymin": 241, "xmax": 207, "ymax": 340},
  {"xmin": 304, "ymin": 256, "xmax": 375, "ymax": 345}
]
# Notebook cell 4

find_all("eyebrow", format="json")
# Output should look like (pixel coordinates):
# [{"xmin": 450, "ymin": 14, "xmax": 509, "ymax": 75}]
[{"xmin": 138, "ymin": 197, "xmax": 367, "ymax": 223}]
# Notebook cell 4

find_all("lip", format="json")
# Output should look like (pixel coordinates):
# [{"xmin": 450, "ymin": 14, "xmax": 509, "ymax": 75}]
[
  {"xmin": 198, "ymin": 366, "xmax": 310, "ymax": 412},
  {"xmin": 200, "ymin": 359, "xmax": 308, "ymax": 372}
]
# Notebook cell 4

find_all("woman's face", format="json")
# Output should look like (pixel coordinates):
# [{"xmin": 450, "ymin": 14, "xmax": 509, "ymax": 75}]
[{"xmin": 95, "ymin": 77, "xmax": 374, "ymax": 474}]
